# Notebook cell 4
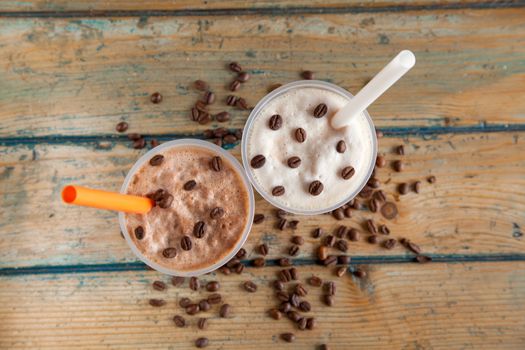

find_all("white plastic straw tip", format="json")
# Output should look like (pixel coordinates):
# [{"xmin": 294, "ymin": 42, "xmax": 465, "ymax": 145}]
[{"xmin": 397, "ymin": 50, "xmax": 416, "ymax": 69}]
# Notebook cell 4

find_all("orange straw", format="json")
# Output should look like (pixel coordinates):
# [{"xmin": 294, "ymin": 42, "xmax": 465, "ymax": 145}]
[{"xmin": 62, "ymin": 185, "xmax": 153, "ymax": 214}]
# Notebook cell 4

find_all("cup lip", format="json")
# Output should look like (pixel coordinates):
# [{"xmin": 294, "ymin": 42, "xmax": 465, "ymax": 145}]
[
  {"xmin": 241, "ymin": 80, "xmax": 378, "ymax": 215},
  {"xmin": 118, "ymin": 139, "xmax": 255, "ymax": 277}
]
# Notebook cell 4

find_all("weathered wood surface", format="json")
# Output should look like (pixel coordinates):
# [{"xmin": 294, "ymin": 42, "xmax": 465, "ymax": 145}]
[
  {"xmin": 1, "ymin": 8, "xmax": 525, "ymax": 138},
  {"xmin": 1, "ymin": 132, "xmax": 524, "ymax": 268},
  {"xmin": 1, "ymin": 262, "xmax": 524, "ymax": 349}
]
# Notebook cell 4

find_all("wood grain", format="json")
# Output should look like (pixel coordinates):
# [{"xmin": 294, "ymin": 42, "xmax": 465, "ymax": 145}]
[
  {"xmin": 1, "ymin": 132, "xmax": 524, "ymax": 268},
  {"xmin": 1, "ymin": 262, "xmax": 524, "ymax": 349},
  {"xmin": 1, "ymin": 8, "xmax": 525, "ymax": 137}
]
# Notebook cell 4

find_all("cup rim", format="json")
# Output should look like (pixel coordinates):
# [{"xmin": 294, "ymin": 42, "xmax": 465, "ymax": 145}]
[
  {"xmin": 241, "ymin": 80, "xmax": 377, "ymax": 215},
  {"xmin": 118, "ymin": 139, "xmax": 255, "ymax": 277}
]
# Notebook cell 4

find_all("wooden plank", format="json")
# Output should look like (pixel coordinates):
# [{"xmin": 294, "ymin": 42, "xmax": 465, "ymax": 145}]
[
  {"xmin": 1, "ymin": 262, "xmax": 524, "ymax": 349},
  {"xmin": 1, "ymin": 9, "xmax": 525, "ymax": 137},
  {"xmin": 1, "ymin": 132, "xmax": 524, "ymax": 268}
]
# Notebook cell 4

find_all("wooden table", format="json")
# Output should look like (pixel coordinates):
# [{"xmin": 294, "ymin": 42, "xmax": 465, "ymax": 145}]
[{"xmin": 1, "ymin": 1, "xmax": 524, "ymax": 349}]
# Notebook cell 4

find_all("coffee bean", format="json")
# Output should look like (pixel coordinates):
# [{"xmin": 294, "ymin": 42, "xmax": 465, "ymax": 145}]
[
  {"xmin": 172, "ymin": 276, "xmax": 185, "ymax": 287},
  {"xmin": 398, "ymin": 183, "xmax": 409, "ymax": 195},
  {"xmin": 157, "ymin": 193, "xmax": 173, "ymax": 209},
  {"xmin": 336, "ymin": 140, "xmax": 346, "ymax": 153},
  {"xmin": 289, "ymin": 245, "xmax": 300, "ymax": 256},
  {"xmin": 210, "ymin": 207, "xmax": 225, "ymax": 219},
  {"xmin": 195, "ymin": 337, "xmax": 209, "ymax": 348},
  {"xmin": 116, "ymin": 121, "xmax": 129, "ymax": 133},
  {"xmin": 206, "ymin": 281, "xmax": 220, "ymax": 292},
  {"xmin": 253, "ymin": 258, "xmax": 266, "ymax": 267},
  {"xmin": 179, "ymin": 297, "xmax": 192, "ymax": 308},
  {"xmin": 413, "ymin": 181, "xmax": 421, "ymax": 193},
  {"xmin": 149, "ymin": 299, "xmax": 166, "ymax": 307},
  {"xmin": 320, "ymin": 344, "xmax": 329, "ymax": 350},
  {"xmin": 133, "ymin": 138, "xmax": 146, "ymax": 149},
  {"xmin": 276, "ymin": 209, "xmax": 288, "ymax": 219},
  {"xmin": 287, "ymin": 310, "xmax": 302, "ymax": 322},
  {"xmin": 323, "ymin": 294, "xmax": 335, "ymax": 307},
  {"xmin": 324, "ymin": 235, "xmax": 335, "ymax": 247},
  {"xmin": 219, "ymin": 304, "xmax": 231, "ymax": 318},
  {"xmin": 379, "ymin": 224, "xmax": 390, "ymax": 235},
  {"xmin": 309, "ymin": 180, "xmax": 324, "ymax": 196},
  {"xmin": 277, "ymin": 291, "xmax": 290, "ymax": 302},
  {"xmin": 197, "ymin": 317, "xmax": 208, "ymax": 330},
  {"xmin": 281, "ymin": 332, "xmax": 296, "ymax": 343},
  {"xmin": 376, "ymin": 155, "xmax": 386, "ymax": 167},
  {"xmin": 149, "ymin": 154, "xmax": 164, "ymax": 167},
  {"xmin": 347, "ymin": 228, "xmax": 359, "ymax": 241},
  {"xmin": 151, "ymin": 189, "xmax": 167, "ymax": 202},
  {"xmin": 150, "ymin": 139, "xmax": 159, "ymax": 148},
  {"xmin": 203, "ymin": 91, "xmax": 215, "ymax": 105},
  {"xmin": 384, "ymin": 238, "xmax": 396, "ymax": 249},
  {"xmin": 211, "ymin": 138, "xmax": 222, "ymax": 147},
  {"xmin": 226, "ymin": 258, "xmax": 240, "ymax": 268},
  {"xmin": 237, "ymin": 72, "xmax": 250, "ymax": 82},
  {"xmin": 306, "ymin": 317, "xmax": 316, "ymax": 330},
  {"xmin": 199, "ymin": 299, "xmax": 211, "ymax": 312},
  {"xmin": 406, "ymin": 240, "xmax": 422, "ymax": 254},
  {"xmin": 223, "ymin": 134, "xmax": 237, "ymax": 144},
  {"xmin": 173, "ymin": 315, "xmax": 186, "ymax": 328},
  {"xmin": 226, "ymin": 95, "xmax": 238, "ymax": 106},
  {"xmin": 295, "ymin": 128, "xmax": 307, "ymax": 142},
  {"xmin": 234, "ymin": 263, "xmax": 245, "ymax": 274},
  {"xmin": 336, "ymin": 266, "xmax": 347, "ymax": 277},
  {"xmin": 351, "ymin": 200, "xmax": 362, "ymax": 210},
  {"xmin": 295, "ymin": 283, "xmax": 308, "ymax": 296},
  {"xmin": 162, "ymin": 247, "xmax": 177, "ymax": 258},
  {"xmin": 183, "ymin": 180, "xmax": 197, "ymax": 191},
  {"xmin": 374, "ymin": 190, "xmax": 387, "ymax": 203},
  {"xmin": 253, "ymin": 213, "xmax": 265, "ymax": 224},
  {"xmin": 220, "ymin": 266, "xmax": 231, "ymax": 275},
  {"xmin": 393, "ymin": 160, "xmax": 404, "ymax": 172},
  {"xmin": 134, "ymin": 226, "xmax": 145, "ymax": 240},
  {"xmin": 380, "ymin": 202, "xmax": 398, "ymax": 220},
  {"xmin": 312, "ymin": 227, "xmax": 323, "ymax": 238},
  {"xmin": 396, "ymin": 145, "xmax": 405, "ymax": 155},
  {"xmin": 194, "ymin": 80, "xmax": 208, "ymax": 91},
  {"xmin": 277, "ymin": 218, "xmax": 287, "ymax": 230},
  {"xmin": 250, "ymin": 154, "xmax": 266, "ymax": 168},
  {"xmin": 195, "ymin": 100, "xmax": 208, "ymax": 113},
  {"xmin": 272, "ymin": 186, "xmax": 285, "ymax": 196},
  {"xmin": 309, "ymin": 276, "xmax": 323, "ymax": 287},
  {"xmin": 288, "ymin": 220, "xmax": 299, "ymax": 229},
  {"xmin": 368, "ymin": 178, "xmax": 381, "ymax": 188},
  {"xmin": 299, "ymin": 300, "xmax": 311, "ymax": 312},
  {"xmin": 415, "ymin": 255, "xmax": 432, "ymax": 263},
  {"xmin": 289, "ymin": 293, "xmax": 300, "ymax": 308},
  {"xmin": 338, "ymin": 255, "xmax": 350, "ymax": 265},
  {"xmin": 127, "ymin": 133, "xmax": 142, "ymax": 141},
  {"xmin": 318, "ymin": 246, "xmax": 328, "ymax": 260},
  {"xmin": 193, "ymin": 221, "xmax": 206, "ymax": 239},
  {"xmin": 228, "ymin": 79, "xmax": 240, "ymax": 91},
  {"xmin": 335, "ymin": 226, "xmax": 347, "ymax": 238},
  {"xmin": 359, "ymin": 185, "xmax": 374, "ymax": 198},
  {"xmin": 323, "ymin": 255, "xmax": 337, "ymax": 266},
  {"xmin": 341, "ymin": 166, "xmax": 355, "ymax": 180},
  {"xmin": 236, "ymin": 97, "xmax": 249, "ymax": 110},
  {"xmin": 332, "ymin": 208, "xmax": 344, "ymax": 220},
  {"xmin": 269, "ymin": 114, "xmax": 283, "ymax": 130},
  {"xmin": 302, "ymin": 70, "xmax": 314, "ymax": 79},
  {"xmin": 258, "ymin": 243, "xmax": 269, "ymax": 256},
  {"xmin": 244, "ymin": 281, "xmax": 257, "ymax": 293},
  {"xmin": 354, "ymin": 269, "xmax": 367, "ymax": 278},
  {"xmin": 189, "ymin": 277, "xmax": 200, "ymax": 291},
  {"xmin": 210, "ymin": 156, "xmax": 223, "ymax": 172},
  {"xmin": 427, "ymin": 175, "xmax": 437, "ymax": 183},
  {"xmin": 324, "ymin": 281, "xmax": 336, "ymax": 295},
  {"xmin": 369, "ymin": 198, "xmax": 379, "ymax": 213},
  {"xmin": 269, "ymin": 308, "xmax": 282, "ymax": 320},
  {"xmin": 214, "ymin": 111, "xmax": 230, "ymax": 123},
  {"xmin": 288, "ymin": 156, "xmax": 301, "ymax": 168},
  {"xmin": 181, "ymin": 236, "xmax": 193, "ymax": 251},
  {"xmin": 297, "ymin": 317, "xmax": 308, "ymax": 331},
  {"xmin": 229, "ymin": 62, "xmax": 242, "ymax": 72},
  {"xmin": 291, "ymin": 235, "xmax": 304, "ymax": 245},
  {"xmin": 290, "ymin": 267, "xmax": 299, "ymax": 280},
  {"xmin": 197, "ymin": 112, "xmax": 211, "ymax": 125},
  {"xmin": 366, "ymin": 219, "xmax": 378, "ymax": 234},
  {"xmin": 278, "ymin": 257, "xmax": 291, "ymax": 267},
  {"xmin": 150, "ymin": 92, "xmax": 162, "ymax": 104},
  {"xmin": 236, "ymin": 248, "xmax": 247, "ymax": 259},
  {"xmin": 335, "ymin": 240, "xmax": 348, "ymax": 252},
  {"xmin": 152, "ymin": 280, "xmax": 167, "ymax": 291},
  {"xmin": 207, "ymin": 293, "xmax": 222, "ymax": 304},
  {"xmin": 368, "ymin": 235, "xmax": 379, "ymax": 244},
  {"xmin": 313, "ymin": 103, "xmax": 328, "ymax": 118}
]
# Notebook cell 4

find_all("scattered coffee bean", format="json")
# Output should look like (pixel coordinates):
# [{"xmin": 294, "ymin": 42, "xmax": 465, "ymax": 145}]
[
  {"xmin": 336, "ymin": 266, "xmax": 347, "ymax": 277},
  {"xmin": 287, "ymin": 310, "xmax": 302, "ymax": 322},
  {"xmin": 134, "ymin": 226, "xmax": 145, "ymax": 240},
  {"xmin": 376, "ymin": 155, "xmax": 386, "ymax": 168},
  {"xmin": 223, "ymin": 134, "xmax": 237, "ymax": 144},
  {"xmin": 236, "ymin": 97, "xmax": 249, "ymax": 110},
  {"xmin": 278, "ymin": 257, "xmax": 291, "ymax": 267},
  {"xmin": 244, "ymin": 281, "xmax": 257, "ymax": 293},
  {"xmin": 344, "ymin": 206, "xmax": 352, "ymax": 218},
  {"xmin": 181, "ymin": 236, "xmax": 193, "ymax": 251},
  {"xmin": 226, "ymin": 95, "xmax": 238, "ymax": 106},
  {"xmin": 309, "ymin": 276, "xmax": 323, "ymax": 287},
  {"xmin": 189, "ymin": 277, "xmax": 200, "ymax": 291},
  {"xmin": 277, "ymin": 218, "xmax": 287, "ymax": 230},
  {"xmin": 341, "ymin": 166, "xmax": 355, "ymax": 180},
  {"xmin": 215, "ymin": 111, "xmax": 230, "ymax": 123},
  {"xmin": 289, "ymin": 220, "xmax": 299, "ymax": 229},
  {"xmin": 427, "ymin": 175, "xmax": 436, "ymax": 183},
  {"xmin": 312, "ymin": 227, "xmax": 323, "ymax": 238},
  {"xmin": 179, "ymin": 297, "xmax": 192, "ymax": 308},
  {"xmin": 368, "ymin": 235, "xmax": 379, "ymax": 244},
  {"xmin": 336, "ymin": 140, "xmax": 346, "ymax": 153},
  {"xmin": 323, "ymin": 255, "xmax": 338, "ymax": 266},
  {"xmin": 199, "ymin": 299, "xmax": 211, "ymax": 312},
  {"xmin": 396, "ymin": 145, "xmax": 405, "ymax": 155},
  {"xmin": 393, "ymin": 160, "xmax": 404, "ymax": 172},
  {"xmin": 323, "ymin": 294, "xmax": 334, "ymax": 307},
  {"xmin": 162, "ymin": 247, "xmax": 177, "ymax": 258},
  {"xmin": 258, "ymin": 243, "xmax": 269, "ymax": 256},
  {"xmin": 172, "ymin": 276, "xmax": 185, "ymax": 287},
  {"xmin": 368, "ymin": 198, "xmax": 379, "ymax": 213},
  {"xmin": 211, "ymin": 138, "xmax": 222, "ymax": 147},
  {"xmin": 250, "ymin": 154, "xmax": 266, "ymax": 168},
  {"xmin": 383, "ymin": 238, "xmax": 396, "ymax": 249},
  {"xmin": 210, "ymin": 156, "xmax": 223, "ymax": 172},
  {"xmin": 226, "ymin": 258, "xmax": 240, "ymax": 268},
  {"xmin": 306, "ymin": 317, "xmax": 316, "ymax": 330},
  {"xmin": 295, "ymin": 128, "xmax": 307, "ymax": 143},
  {"xmin": 398, "ymin": 183, "xmax": 409, "ymax": 195},
  {"xmin": 347, "ymin": 228, "xmax": 359, "ymax": 241},
  {"xmin": 338, "ymin": 255, "xmax": 350, "ymax": 265},
  {"xmin": 374, "ymin": 190, "xmax": 387, "ymax": 203},
  {"xmin": 359, "ymin": 185, "xmax": 374, "ymax": 198},
  {"xmin": 291, "ymin": 235, "xmax": 304, "ymax": 245},
  {"xmin": 195, "ymin": 100, "xmax": 208, "ymax": 113},
  {"xmin": 193, "ymin": 221, "xmax": 206, "ymax": 239},
  {"xmin": 324, "ymin": 281, "xmax": 336, "ymax": 296},
  {"xmin": 149, "ymin": 299, "xmax": 166, "ymax": 307},
  {"xmin": 219, "ymin": 304, "xmax": 231, "ymax": 318},
  {"xmin": 335, "ymin": 226, "xmax": 347, "ymax": 238},
  {"xmin": 272, "ymin": 186, "xmax": 285, "ymax": 196},
  {"xmin": 368, "ymin": 178, "xmax": 381, "ymax": 188},
  {"xmin": 206, "ymin": 281, "xmax": 220, "ymax": 292},
  {"xmin": 238, "ymin": 72, "xmax": 250, "ymax": 82},
  {"xmin": 380, "ymin": 202, "xmax": 398, "ymax": 220},
  {"xmin": 116, "ymin": 121, "xmax": 129, "ymax": 133},
  {"xmin": 413, "ymin": 181, "xmax": 421, "ymax": 193},
  {"xmin": 318, "ymin": 246, "xmax": 328, "ymax": 260},
  {"xmin": 253, "ymin": 257, "xmax": 266, "ymax": 267},
  {"xmin": 351, "ymin": 200, "xmax": 363, "ymax": 210},
  {"xmin": 229, "ymin": 62, "xmax": 242, "ymax": 72},
  {"xmin": 295, "ymin": 283, "xmax": 308, "ymax": 296},
  {"xmin": 302, "ymin": 70, "xmax": 314, "ymax": 80},
  {"xmin": 332, "ymin": 208, "xmax": 344, "ymax": 220},
  {"xmin": 195, "ymin": 337, "xmax": 209, "ymax": 348},
  {"xmin": 320, "ymin": 344, "xmax": 329, "ymax": 350},
  {"xmin": 366, "ymin": 219, "xmax": 378, "ymax": 234},
  {"xmin": 281, "ymin": 332, "xmax": 296, "ymax": 343},
  {"xmin": 194, "ymin": 80, "xmax": 208, "ymax": 91},
  {"xmin": 287, "ymin": 156, "xmax": 302, "ymax": 168},
  {"xmin": 210, "ymin": 207, "xmax": 225, "ymax": 219},
  {"xmin": 197, "ymin": 317, "xmax": 208, "ymax": 330},
  {"xmin": 207, "ymin": 293, "xmax": 222, "ymax": 304},
  {"xmin": 276, "ymin": 291, "xmax": 290, "ymax": 303},
  {"xmin": 229, "ymin": 80, "xmax": 241, "ymax": 91},
  {"xmin": 236, "ymin": 248, "xmax": 247, "ymax": 259},
  {"xmin": 269, "ymin": 114, "xmax": 283, "ymax": 130},
  {"xmin": 197, "ymin": 112, "xmax": 211, "ymax": 125},
  {"xmin": 324, "ymin": 235, "xmax": 336, "ymax": 247},
  {"xmin": 354, "ymin": 269, "xmax": 367, "ymax": 278},
  {"xmin": 335, "ymin": 240, "xmax": 348, "ymax": 252},
  {"xmin": 415, "ymin": 255, "xmax": 432, "ymax": 263},
  {"xmin": 279, "ymin": 269, "xmax": 292, "ymax": 283},
  {"xmin": 183, "ymin": 180, "xmax": 197, "ymax": 191},
  {"xmin": 290, "ymin": 267, "xmax": 299, "ymax": 280},
  {"xmin": 133, "ymin": 138, "xmax": 146, "ymax": 149},
  {"xmin": 313, "ymin": 103, "xmax": 328, "ymax": 118},
  {"xmin": 150, "ymin": 139, "xmax": 159, "ymax": 148},
  {"xmin": 406, "ymin": 240, "xmax": 422, "ymax": 254},
  {"xmin": 309, "ymin": 180, "xmax": 324, "ymax": 196},
  {"xmin": 220, "ymin": 266, "xmax": 231, "ymax": 275},
  {"xmin": 299, "ymin": 300, "xmax": 311, "ymax": 312},
  {"xmin": 379, "ymin": 224, "xmax": 390, "ymax": 235},
  {"xmin": 234, "ymin": 263, "xmax": 245, "ymax": 274},
  {"xmin": 173, "ymin": 315, "xmax": 186, "ymax": 328},
  {"xmin": 203, "ymin": 91, "xmax": 215, "ymax": 104},
  {"xmin": 269, "ymin": 308, "xmax": 282, "ymax": 320},
  {"xmin": 289, "ymin": 245, "xmax": 300, "ymax": 256},
  {"xmin": 253, "ymin": 213, "xmax": 265, "ymax": 224},
  {"xmin": 297, "ymin": 318, "xmax": 308, "ymax": 331},
  {"xmin": 127, "ymin": 133, "xmax": 141, "ymax": 141},
  {"xmin": 150, "ymin": 92, "xmax": 162, "ymax": 104},
  {"xmin": 276, "ymin": 209, "xmax": 288, "ymax": 219},
  {"xmin": 152, "ymin": 280, "xmax": 167, "ymax": 291}
]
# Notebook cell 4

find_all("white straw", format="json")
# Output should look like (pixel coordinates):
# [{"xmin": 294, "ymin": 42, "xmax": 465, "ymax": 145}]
[{"xmin": 330, "ymin": 50, "xmax": 416, "ymax": 129}]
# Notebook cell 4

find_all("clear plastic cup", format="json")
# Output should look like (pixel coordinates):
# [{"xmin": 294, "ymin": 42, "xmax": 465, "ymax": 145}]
[
  {"xmin": 118, "ymin": 139, "xmax": 255, "ymax": 276},
  {"xmin": 241, "ymin": 80, "xmax": 377, "ymax": 215}
]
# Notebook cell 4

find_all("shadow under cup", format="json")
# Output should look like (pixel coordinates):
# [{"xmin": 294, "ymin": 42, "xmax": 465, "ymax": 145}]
[{"xmin": 118, "ymin": 139, "xmax": 255, "ymax": 277}]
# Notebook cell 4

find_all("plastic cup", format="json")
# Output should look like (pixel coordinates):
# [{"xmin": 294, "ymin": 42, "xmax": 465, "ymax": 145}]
[
  {"xmin": 241, "ymin": 80, "xmax": 377, "ymax": 215},
  {"xmin": 118, "ymin": 139, "xmax": 255, "ymax": 277}
]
